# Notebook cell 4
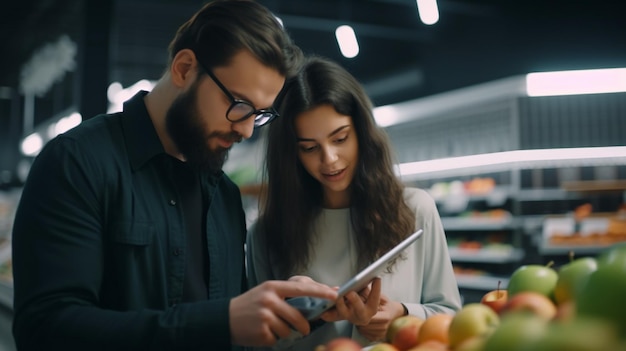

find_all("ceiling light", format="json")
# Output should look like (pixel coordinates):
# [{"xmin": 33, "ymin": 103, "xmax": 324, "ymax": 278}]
[
  {"xmin": 416, "ymin": 0, "xmax": 439, "ymax": 25},
  {"xmin": 526, "ymin": 68, "xmax": 626, "ymax": 96},
  {"xmin": 21, "ymin": 133, "xmax": 43, "ymax": 157},
  {"xmin": 335, "ymin": 25, "xmax": 359, "ymax": 58}
]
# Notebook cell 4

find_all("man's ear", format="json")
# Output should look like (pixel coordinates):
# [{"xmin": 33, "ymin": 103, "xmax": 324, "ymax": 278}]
[{"xmin": 170, "ymin": 49, "xmax": 197, "ymax": 88}]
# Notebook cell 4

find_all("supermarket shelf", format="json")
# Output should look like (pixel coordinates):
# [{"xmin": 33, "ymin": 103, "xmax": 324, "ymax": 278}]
[
  {"xmin": 516, "ymin": 188, "xmax": 579, "ymax": 201},
  {"xmin": 562, "ymin": 180, "xmax": 626, "ymax": 192},
  {"xmin": 449, "ymin": 247, "xmax": 524, "ymax": 263},
  {"xmin": 455, "ymin": 274, "xmax": 509, "ymax": 291},
  {"xmin": 539, "ymin": 242, "xmax": 621, "ymax": 255},
  {"xmin": 442, "ymin": 216, "xmax": 517, "ymax": 230},
  {"xmin": 433, "ymin": 186, "xmax": 514, "ymax": 204}
]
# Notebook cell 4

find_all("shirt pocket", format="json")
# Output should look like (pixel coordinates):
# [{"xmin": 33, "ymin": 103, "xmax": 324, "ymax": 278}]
[{"xmin": 110, "ymin": 220, "xmax": 155, "ymax": 246}]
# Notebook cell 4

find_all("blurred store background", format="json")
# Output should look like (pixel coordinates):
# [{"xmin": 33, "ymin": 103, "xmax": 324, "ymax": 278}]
[{"xmin": 1, "ymin": 1, "xmax": 626, "ymax": 349}]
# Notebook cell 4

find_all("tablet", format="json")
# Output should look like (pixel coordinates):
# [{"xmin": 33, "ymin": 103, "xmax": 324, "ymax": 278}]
[{"xmin": 286, "ymin": 228, "xmax": 424, "ymax": 320}]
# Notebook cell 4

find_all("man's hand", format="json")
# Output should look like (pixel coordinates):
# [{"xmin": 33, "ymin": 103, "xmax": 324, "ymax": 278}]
[
  {"xmin": 319, "ymin": 277, "xmax": 382, "ymax": 326},
  {"xmin": 229, "ymin": 279, "xmax": 337, "ymax": 347}
]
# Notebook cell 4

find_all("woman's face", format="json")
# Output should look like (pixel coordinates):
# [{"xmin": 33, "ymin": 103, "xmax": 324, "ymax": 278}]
[{"xmin": 294, "ymin": 104, "xmax": 359, "ymax": 208}]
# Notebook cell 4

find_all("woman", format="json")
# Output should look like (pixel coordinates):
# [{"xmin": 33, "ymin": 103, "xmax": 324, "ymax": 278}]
[{"xmin": 247, "ymin": 56, "xmax": 461, "ymax": 349}]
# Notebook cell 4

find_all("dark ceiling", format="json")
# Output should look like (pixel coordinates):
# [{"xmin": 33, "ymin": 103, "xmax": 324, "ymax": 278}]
[
  {"xmin": 1, "ymin": 0, "xmax": 626, "ymax": 185},
  {"xmin": 2, "ymin": 0, "xmax": 626, "ymax": 104}
]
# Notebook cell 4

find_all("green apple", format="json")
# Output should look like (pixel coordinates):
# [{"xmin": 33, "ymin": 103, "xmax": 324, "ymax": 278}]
[
  {"xmin": 453, "ymin": 336, "xmax": 488, "ymax": 351},
  {"xmin": 483, "ymin": 312, "xmax": 547, "ymax": 351},
  {"xmin": 597, "ymin": 242, "xmax": 626, "ymax": 270},
  {"xmin": 576, "ymin": 245, "xmax": 626, "ymax": 336},
  {"xmin": 507, "ymin": 264, "xmax": 558, "ymax": 299},
  {"xmin": 519, "ymin": 316, "xmax": 621, "ymax": 351},
  {"xmin": 448, "ymin": 303, "xmax": 500, "ymax": 349},
  {"xmin": 554, "ymin": 256, "xmax": 598, "ymax": 305}
]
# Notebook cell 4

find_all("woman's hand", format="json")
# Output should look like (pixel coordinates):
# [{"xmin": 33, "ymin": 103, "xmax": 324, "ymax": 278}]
[
  {"xmin": 319, "ymin": 277, "xmax": 382, "ymax": 326},
  {"xmin": 356, "ymin": 294, "xmax": 406, "ymax": 341}
]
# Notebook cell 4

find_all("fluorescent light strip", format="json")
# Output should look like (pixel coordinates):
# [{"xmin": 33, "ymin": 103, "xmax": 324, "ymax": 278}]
[
  {"xmin": 526, "ymin": 68, "xmax": 626, "ymax": 96},
  {"xmin": 397, "ymin": 146, "xmax": 626, "ymax": 180}
]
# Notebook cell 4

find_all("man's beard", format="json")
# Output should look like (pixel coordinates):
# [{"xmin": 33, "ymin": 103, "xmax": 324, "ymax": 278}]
[{"xmin": 165, "ymin": 82, "xmax": 242, "ymax": 173}]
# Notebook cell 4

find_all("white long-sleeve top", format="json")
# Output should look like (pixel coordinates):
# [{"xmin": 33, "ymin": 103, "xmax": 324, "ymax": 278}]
[{"xmin": 246, "ymin": 187, "xmax": 462, "ymax": 350}]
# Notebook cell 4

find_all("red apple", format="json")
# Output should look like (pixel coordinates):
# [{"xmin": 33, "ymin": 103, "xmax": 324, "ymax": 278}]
[
  {"xmin": 448, "ymin": 303, "xmax": 500, "ymax": 349},
  {"xmin": 322, "ymin": 337, "xmax": 362, "ymax": 351},
  {"xmin": 416, "ymin": 313, "xmax": 453, "ymax": 346},
  {"xmin": 500, "ymin": 291, "xmax": 557, "ymax": 320},
  {"xmin": 386, "ymin": 315, "xmax": 424, "ymax": 351},
  {"xmin": 480, "ymin": 284, "xmax": 508, "ymax": 314}
]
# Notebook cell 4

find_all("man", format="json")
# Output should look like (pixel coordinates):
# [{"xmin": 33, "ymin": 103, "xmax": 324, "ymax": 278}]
[{"xmin": 11, "ymin": 1, "xmax": 336, "ymax": 350}]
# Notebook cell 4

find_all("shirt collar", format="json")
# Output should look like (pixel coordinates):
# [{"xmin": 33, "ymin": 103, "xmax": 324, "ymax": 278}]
[{"xmin": 120, "ymin": 90, "xmax": 165, "ymax": 171}]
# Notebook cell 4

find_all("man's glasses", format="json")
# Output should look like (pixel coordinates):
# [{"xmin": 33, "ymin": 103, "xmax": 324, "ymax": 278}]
[{"xmin": 198, "ymin": 61, "xmax": 280, "ymax": 128}]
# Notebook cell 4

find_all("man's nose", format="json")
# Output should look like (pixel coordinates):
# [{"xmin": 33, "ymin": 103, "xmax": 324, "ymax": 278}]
[{"xmin": 231, "ymin": 116, "xmax": 255, "ymax": 140}]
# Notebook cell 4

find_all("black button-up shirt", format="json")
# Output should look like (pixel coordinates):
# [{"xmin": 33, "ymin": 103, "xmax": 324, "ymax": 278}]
[{"xmin": 12, "ymin": 91, "xmax": 247, "ymax": 350}]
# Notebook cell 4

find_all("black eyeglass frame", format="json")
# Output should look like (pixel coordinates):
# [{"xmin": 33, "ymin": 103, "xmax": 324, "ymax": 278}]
[{"xmin": 197, "ymin": 61, "xmax": 280, "ymax": 128}]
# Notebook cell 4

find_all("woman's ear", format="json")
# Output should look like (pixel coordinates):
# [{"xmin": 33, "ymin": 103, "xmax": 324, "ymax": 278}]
[{"xmin": 170, "ymin": 49, "xmax": 197, "ymax": 88}]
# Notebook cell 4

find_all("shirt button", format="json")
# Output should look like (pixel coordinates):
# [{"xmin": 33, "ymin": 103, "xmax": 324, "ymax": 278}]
[
  {"xmin": 169, "ymin": 199, "xmax": 176, "ymax": 206},
  {"xmin": 173, "ymin": 249, "xmax": 182, "ymax": 256}
]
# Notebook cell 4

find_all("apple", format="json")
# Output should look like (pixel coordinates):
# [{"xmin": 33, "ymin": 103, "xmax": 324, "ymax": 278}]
[
  {"xmin": 322, "ymin": 337, "xmax": 362, "ymax": 351},
  {"xmin": 576, "ymin": 249, "xmax": 626, "ymax": 336},
  {"xmin": 447, "ymin": 303, "xmax": 500, "ymax": 349},
  {"xmin": 597, "ymin": 242, "xmax": 626, "ymax": 269},
  {"xmin": 482, "ymin": 312, "xmax": 547, "ymax": 351},
  {"xmin": 405, "ymin": 340, "xmax": 447, "ymax": 351},
  {"xmin": 576, "ymin": 243, "xmax": 626, "ymax": 335},
  {"xmin": 500, "ymin": 291, "xmax": 557, "ymax": 320},
  {"xmin": 519, "ymin": 316, "xmax": 621, "ymax": 351},
  {"xmin": 480, "ymin": 281, "xmax": 508, "ymax": 314},
  {"xmin": 452, "ymin": 336, "xmax": 488, "ymax": 351},
  {"xmin": 369, "ymin": 343, "xmax": 400, "ymax": 351},
  {"xmin": 554, "ymin": 255, "xmax": 598, "ymax": 305},
  {"xmin": 386, "ymin": 315, "xmax": 424, "ymax": 351},
  {"xmin": 507, "ymin": 263, "xmax": 558, "ymax": 299},
  {"xmin": 416, "ymin": 313, "xmax": 453, "ymax": 345}
]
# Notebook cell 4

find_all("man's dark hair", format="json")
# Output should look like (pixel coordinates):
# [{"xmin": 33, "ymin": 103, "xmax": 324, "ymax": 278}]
[{"xmin": 168, "ymin": 0, "xmax": 302, "ymax": 78}]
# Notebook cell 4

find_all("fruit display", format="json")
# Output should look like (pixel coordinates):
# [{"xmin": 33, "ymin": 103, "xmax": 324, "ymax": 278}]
[{"xmin": 316, "ymin": 243, "xmax": 626, "ymax": 351}]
